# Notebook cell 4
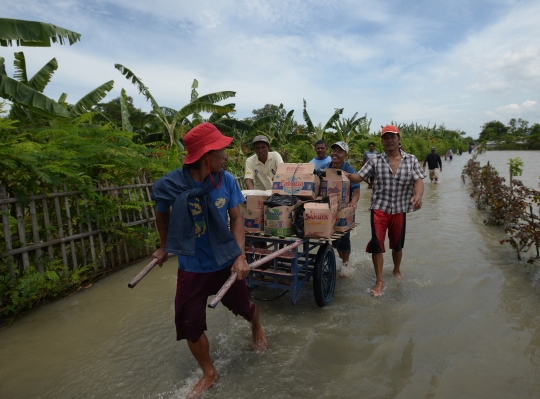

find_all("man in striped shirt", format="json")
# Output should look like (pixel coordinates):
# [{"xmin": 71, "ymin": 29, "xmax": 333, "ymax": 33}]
[{"xmin": 345, "ymin": 125, "xmax": 425, "ymax": 296}]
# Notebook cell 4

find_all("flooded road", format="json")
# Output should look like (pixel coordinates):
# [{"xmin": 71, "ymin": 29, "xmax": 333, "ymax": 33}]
[{"xmin": 1, "ymin": 151, "xmax": 540, "ymax": 398}]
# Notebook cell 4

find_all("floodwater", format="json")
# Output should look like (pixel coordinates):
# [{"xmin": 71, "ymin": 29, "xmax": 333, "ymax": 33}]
[{"xmin": 1, "ymin": 151, "xmax": 540, "ymax": 399}]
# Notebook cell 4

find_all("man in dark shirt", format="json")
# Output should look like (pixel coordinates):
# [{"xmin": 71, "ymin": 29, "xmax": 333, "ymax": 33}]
[
  {"xmin": 362, "ymin": 142, "xmax": 378, "ymax": 189},
  {"xmin": 423, "ymin": 147, "xmax": 443, "ymax": 184}
]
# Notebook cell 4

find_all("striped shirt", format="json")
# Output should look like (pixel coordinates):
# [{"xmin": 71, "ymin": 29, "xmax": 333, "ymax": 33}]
[{"xmin": 358, "ymin": 150, "xmax": 425, "ymax": 214}]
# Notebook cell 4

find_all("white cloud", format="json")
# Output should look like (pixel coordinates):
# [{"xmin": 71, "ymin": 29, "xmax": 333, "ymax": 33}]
[{"xmin": 496, "ymin": 100, "xmax": 536, "ymax": 112}]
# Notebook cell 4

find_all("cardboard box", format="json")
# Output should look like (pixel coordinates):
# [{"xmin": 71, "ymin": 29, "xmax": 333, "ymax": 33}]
[
  {"xmin": 244, "ymin": 209, "xmax": 265, "ymax": 233},
  {"xmin": 335, "ymin": 206, "xmax": 356, "ymax": 232},
  {"xmin": 264, "ymin": 200, "xmax": 304, "ymax": 237},
  {"xmin": 272, "ymin": 163, "xmax": 320, "ymax": 200},
  {"xmin": 303, "ymin": 194, "xmax": 339, "ymax": 239},
  {"xmin": 319, "ymin": 168, "xmax": 350, "ymax": 209},
  {"xmin": 241, "ymin": 190, "xmax": 271, "ymax": 234}
]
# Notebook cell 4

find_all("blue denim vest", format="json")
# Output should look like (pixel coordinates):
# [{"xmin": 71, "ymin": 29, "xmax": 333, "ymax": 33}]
[{"xmin": 152, "ymin": 168, "xmax": 241, "ymax": 266}]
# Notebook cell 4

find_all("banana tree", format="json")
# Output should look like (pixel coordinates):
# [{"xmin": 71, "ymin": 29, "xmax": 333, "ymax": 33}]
[
  {"xmin": 0, "ymin": 56, "xmax": 70, "ymax": 119},
  {"xmin": 211, "ymin": 115, "xmax": 276, "ymax": 176},
  {"xmin": 302, "ymin": 99, "xmax": 343, "ymax": 141},
  {"xmin": 0, "ymin": 53, "xmax": 114, "ymax": 123},
  {"xmin": 115, "ymin": 64, "xmax": 235, "ymax": 150},
  {"xmin": 333, "ymin": 112, "xmax": 367, "ymax": 144}
]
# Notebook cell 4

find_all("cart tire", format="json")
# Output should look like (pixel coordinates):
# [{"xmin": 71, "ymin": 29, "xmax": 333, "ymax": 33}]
[{"xmin": 313, "ymin": 244, "xmax": 336, "ymax": 307}]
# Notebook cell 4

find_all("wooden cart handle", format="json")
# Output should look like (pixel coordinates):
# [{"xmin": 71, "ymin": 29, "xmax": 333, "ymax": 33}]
[
  {"xmin": 128, "ymin": 253, "xmax": 175, "ymax": 288},
  {"xmin": 208, "ymin": 239, "xmax": 303, "ymax": 309}
]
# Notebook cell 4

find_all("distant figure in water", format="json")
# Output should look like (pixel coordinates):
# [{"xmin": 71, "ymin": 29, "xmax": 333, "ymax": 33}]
[
  {"xmin": 448, "ymin": 149, "xmax": 453, "ymax": 161},
  {"xmin": 345, "ymin": 125, "xmax": 425, "ymax": 297},
  {"xmin": 362, "ymin": 141, "xmax": 379, "ymax": 189},
  {"xmin": 423, "ymin": 147, "xmax": 443, "ymax": 184},
  {"xmin": 152, "ymin": 123, "xmax": 267, "ymax": 399}
]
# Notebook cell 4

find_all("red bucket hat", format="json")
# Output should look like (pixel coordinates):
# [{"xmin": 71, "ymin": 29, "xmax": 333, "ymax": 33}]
[
  {"xmin": 183, "ymin": 123, "xmax": 233, "ymax": 164},
  {"xmin": 381, "ymin": 124, "xmax": 400, "ymax": 136}
]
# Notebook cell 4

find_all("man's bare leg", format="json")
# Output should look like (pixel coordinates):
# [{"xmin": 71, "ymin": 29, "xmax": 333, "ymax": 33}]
[
  {"xmin": 187, "ymin": 333, "xmax": 219, "ymax": 399},
  {"xmin": 392, "ymin": 249, "xmax": 403, "ymax": 278},
  {"xmin": 250, "ymin": 305, "xmax": 267, "ymax": 354},
  {"xmin": 371, "ymin": 252, "xmax": 384, "ymax": 296}
]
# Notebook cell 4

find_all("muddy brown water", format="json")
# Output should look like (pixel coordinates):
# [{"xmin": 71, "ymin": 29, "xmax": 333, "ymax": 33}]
[{"xmin": 1, "ymin": 151, "xmax": 540, "ymax": 398}]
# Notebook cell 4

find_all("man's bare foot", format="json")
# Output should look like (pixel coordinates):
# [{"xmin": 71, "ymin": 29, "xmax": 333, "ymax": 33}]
[
  {"xmin": 370, "ymin": 281, "xmax": 384, "ymax": 297},
  {"xmin": 393, "ymin": 271, "xmax": 403, "ymax": 279},
  {"xmin": 188, "ymin": 372, "xmax": 219, "ymax": 399},
  {"xmin": 251, "ymin": 322, "xmax": 267, "ymax": 354}
]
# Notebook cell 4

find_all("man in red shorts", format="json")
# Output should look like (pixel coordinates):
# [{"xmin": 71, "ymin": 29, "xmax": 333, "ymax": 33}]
[
  {"xmin": 345, "ymin": 125, "xmax": 425, "ymax": 296},
  {"xmin": 151, "ymin": 123, "xmax": 267, "ymax": 398}
]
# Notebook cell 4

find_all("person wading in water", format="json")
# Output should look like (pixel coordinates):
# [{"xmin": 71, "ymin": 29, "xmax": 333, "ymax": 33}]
[
  {"xmin": 152, "ymin": 123, "xmax": 267, "ymax": 398},
  {"xmin": 344, "ymin": 125, "xmax": 425, "ymax": 296}
]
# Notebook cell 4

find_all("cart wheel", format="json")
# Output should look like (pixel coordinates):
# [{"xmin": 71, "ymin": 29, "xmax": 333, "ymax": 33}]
[{"xmin": 313, "ymin": 243, "xmax": 336, "ymax": 307}]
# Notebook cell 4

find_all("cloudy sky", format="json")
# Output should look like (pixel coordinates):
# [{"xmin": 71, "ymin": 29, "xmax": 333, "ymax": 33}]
[{"xmin": 3, "ymin": 0, "xmax": 540, "ymax": 138}]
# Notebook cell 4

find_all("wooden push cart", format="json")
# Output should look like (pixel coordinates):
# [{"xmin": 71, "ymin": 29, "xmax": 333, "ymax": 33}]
[
  {"xmin": 244, "ymin": 228, "xmax": 355, "ymax": 307},
  {"xmin": 129, "ymin": 227, "xmax": 357, "ymax": 309}
]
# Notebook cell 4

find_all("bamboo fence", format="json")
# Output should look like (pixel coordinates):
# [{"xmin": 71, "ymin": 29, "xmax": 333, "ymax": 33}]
[{"xmin": 0, "ymin": 176, "xmax": 157, "ymax": 305}]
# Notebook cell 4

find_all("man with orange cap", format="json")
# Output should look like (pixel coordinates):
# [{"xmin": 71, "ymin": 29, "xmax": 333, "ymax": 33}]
[
  {"xmin": 345, "ymin": 125, "xmax": 425, "ymax": 297},
  {"xmin": 151, "ymin": 123, "xmax": 267, "ymax": 398}
]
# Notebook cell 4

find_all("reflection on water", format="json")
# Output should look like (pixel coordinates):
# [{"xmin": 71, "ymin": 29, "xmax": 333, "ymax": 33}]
[{"xmin": 1, "ymin": 151, "xmax": 540, "ymax": 398}]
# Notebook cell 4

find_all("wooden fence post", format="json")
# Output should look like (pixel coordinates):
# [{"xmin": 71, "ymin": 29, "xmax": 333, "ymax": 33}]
[{"xmin": 0, "ymin": 184, "xmax": 16, "ymax": 280}]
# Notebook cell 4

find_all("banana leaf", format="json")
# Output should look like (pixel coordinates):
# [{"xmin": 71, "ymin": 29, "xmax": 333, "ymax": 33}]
[
  {"xmin": 70, "ymin": 80, "xmax": 114, "ymax": 116},
  {"xmin": 0, "ymin": 57, "xmax": 6, "ymax": 75},
  {"xmin": 0, "ymin": 18, "xmax": 81, "ymax": 47},
  {"xmin": 172, "ymin": 102, "xmax": 234, "ymax": 125},
  {"xmin": 196, "ymin": 91, "xmax": 236, "ymax": 104},
  {"xmin": 0, "ymin": 74, "xmax": 70, "ymax": 118},
  {"xmin": 28, "ymin": 57, "xmax": 58, "ymax": 92},
  {"xmin": 115, "ymin": 63, "xmax": 166, "ymax": 121},
  {"xmin": 119, "ymin": 88, "xmax": 133, "ymax": 132},
  {"xmin": 13, "ymin": 52, "xmax": 28, "ymax": 84}
]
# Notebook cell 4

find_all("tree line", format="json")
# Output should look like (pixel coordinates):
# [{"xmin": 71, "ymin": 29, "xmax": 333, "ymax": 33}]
[{"xmin": 479, "ymin": 119, "xmax": 540, "ymax": 150}]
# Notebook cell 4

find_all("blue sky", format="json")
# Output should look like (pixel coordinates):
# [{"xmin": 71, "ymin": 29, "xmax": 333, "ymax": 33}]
[{"xmin": 3, "ymin": 0, "xmax": 540, "ymax": 138}]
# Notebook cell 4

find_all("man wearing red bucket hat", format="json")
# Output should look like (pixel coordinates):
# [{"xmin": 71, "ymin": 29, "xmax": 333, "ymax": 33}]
[
  {"xmin": 346, "ymin": 124, "xmax": 425, "ymax": 297},
  {"xmin": 151, "ymin": 123, "xmax": 267, "ymax": 398}
]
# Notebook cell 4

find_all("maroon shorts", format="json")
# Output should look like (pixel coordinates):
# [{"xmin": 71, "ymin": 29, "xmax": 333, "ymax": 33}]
[
  {"xmin": 175, "ymin": 267, "xmax": 255, "ymax": 342},
  {"xmin": 366, "ymin": 209, "xmax": 406, "ymax": 253}
]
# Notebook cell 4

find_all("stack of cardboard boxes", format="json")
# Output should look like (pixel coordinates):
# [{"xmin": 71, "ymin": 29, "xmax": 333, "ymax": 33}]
[
  {"xmin": 264, "ymin": 163, "xmax": 319, "ymax": 236},
  {"xmin": 319, "ymin": 168, "xmax": 356, "ymax": 235},
  {"xmin": 240, "ymin": 163, "xmax": 355, "ymax": 238}
]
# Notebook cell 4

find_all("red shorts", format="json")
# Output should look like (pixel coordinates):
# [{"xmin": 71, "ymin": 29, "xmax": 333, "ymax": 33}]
[
  {"xmin": 366, "ymin": 209, "xmax": 406, "ymax": 253},
  {"xmin": 175, "ymin": 267, "xmax": 255, "ymax": 342}
]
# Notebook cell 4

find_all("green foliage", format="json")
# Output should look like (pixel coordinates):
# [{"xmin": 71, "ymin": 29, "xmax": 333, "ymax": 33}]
[
  {"xmin": 95, "ymin": 93, "xmax": 146, "ymax": 130},
  {"xmin": 508, "ymin": 157, "xmax": 524, "ymax": 178},
  {"xmin": 0, "ymin": 112, "xmax": 171, "ymax": 198},
  {"xmin": 0, "ymin": 260, "xmax": 94, "ymax": 317},
  {"xmin": 462, "ymin": 159, "xmax": 540, "ymax": 262},
  {"xmin": 115, "ymin": 65, "xmax": 235, "ymax": 150},
  {"xmin": 479, "ymin": 118, "xmax": 540, "ymax": 150},
  {"xmin": 479, "ymin": 120, "xmax": 508, "ymax": 141},
  {"xmin": 0, "ymin": 18, "xmax": 81, "ymax": 47},
  {"xmin": 1, "ymin": 52, "xmax": 115, "ymax": 124}
]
